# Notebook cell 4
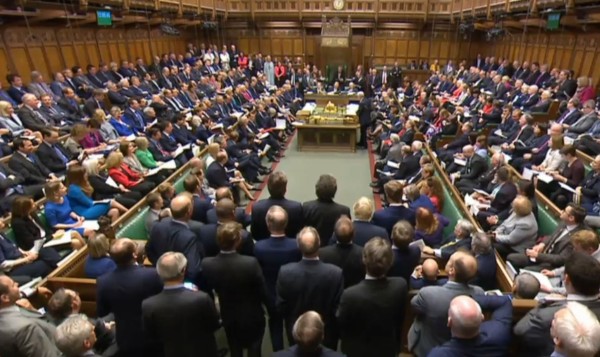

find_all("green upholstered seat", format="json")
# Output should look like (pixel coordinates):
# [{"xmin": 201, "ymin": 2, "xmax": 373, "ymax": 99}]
[
  {"xmin": 437, "ymin": 173, "xmax": 463, "ymax": 237},
  {"xmin": 537, "ymin": 205, "xmax": 558, "ymax": 237},
  {"xmin": 116, "ymin": 207, "xmax": 149, "ymax": 241}
]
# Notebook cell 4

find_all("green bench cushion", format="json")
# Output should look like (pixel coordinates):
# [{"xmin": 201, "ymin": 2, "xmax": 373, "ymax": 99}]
[
  {"xmin": 437, "ymin": 173, "xmax": 463, "ymax": 237},
  {"xmin": 116, "ymin": 207, "xmax": 149, "ymax": 240},
  {"xmin": 537, "ymin": 205, "xmax": 558, "ymax": 237}
]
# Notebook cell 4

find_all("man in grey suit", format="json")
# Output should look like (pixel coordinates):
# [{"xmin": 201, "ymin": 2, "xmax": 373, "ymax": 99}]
[
  {"xmin": 514, "ymin": 252, "xmax": 600, "ymax": 357},
  {"xmin": 508, "ymin": 203, "xmax": 588, "ymax": 271},
  {"xmin": 565, "ymin": 100, "xmax": 597, "ymax": 138},
  {"xmin": 408, "ymin": 251, "xmax": 484, "ymax": 357},
  {"xmin": 0, "ymin": 275, "xmax": 61, "ymax": 357},
  {"xmin": 55, "ymin": 314, "xmax": 102, "ymax": 357}
]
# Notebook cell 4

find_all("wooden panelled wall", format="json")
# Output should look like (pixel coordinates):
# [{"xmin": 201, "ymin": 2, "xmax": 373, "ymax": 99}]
[
  {"xmin": 0, "ymin": 27, "xmax": 195, "ymax": 85},
  {"xmin": 488, "ymin": 32, "xmax": 600, "ymax": 88},
  {"xmin": 226, "ymin": 28, "xmax": 481, "ymax": 70}
]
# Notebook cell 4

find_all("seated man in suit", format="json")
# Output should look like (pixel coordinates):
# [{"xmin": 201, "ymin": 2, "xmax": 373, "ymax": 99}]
[
  {"xmin": 9, "ymin": 137, "xmax": 58, "ymax": 186},
  {"xmin": 372, "ymin": 180, "xmax": 416, "ymax": 234},
  {"xmin": 254, "ymin": 205, "xmax": 302, "ymax": 352},
  {"xmin": 277, "ymin": 227, "xmax": 344, "ymax": 350},
  {"xmin": 0, "ymin": 161, "xmax": 43, "ymax": 213},
  {"xmin": 508, "ymin": 203, "xmax": 588, "ymax": 271},
  {"xmin": 330, "ymin": 196, "xmax": 388, "ymax": 246},
  {"xmin": 408, "ymin": 251, "xmax": 484, "ymax": 357},
  {"xmin": 302, "ymin": 174, "xmax": 351, "ymax": 246},
  {"xmin": 96, "ymin": 239, "xmax": 163, "ymax": 357},
  {"xmin": 422, "ymin": 219, "xmax": 475, "ymax": 260},
  {"xmin": 319, "ymin": 217, "xmax": 365, "ymax": 289},
  {"xmin": 197, "ymin": 198, "xmax": 255, "ymax": 257},
  {"xmin": 251, "ymin": 171, "xmax": 304, "ymax": 241},
  {"xmin": 142, "ymin": 252, "xmax": 221, "ymax": 357},
  {"xmin": 38, "ymin": 94, "xmax": 71, "ymax": 134},
  {"xmin": 565, "ymin": 100, "xmax": 597, "ymax": 139},
  {"xmin": 514, "ymin": 253, "xmax": 600, "ymax": 357},
  {"xmin": 550, "ymin": 302, "xmax": 600, "ymax": 357},
  {"xmin": 273, "ymin": 311, "xmax": 344, "ymax": 357},
  {"xmin": 410, "ymin": 258, "xmax": 448, "ymax": 289},
  {"xmin": 202, "ymin": 222, "xmax": 269, "ymax": 357},
  {"xmin": 428, "ymin": 294, "xmax": 513, "ymax": 357},
  {"xmin": 337, "ymin": 237, "xmax": 408, "ymax": 357},
  {"xmin": 146, "ymin": 195, "xmax": 204, "ymax": 287},
  {"xmin": 36, "ymin": 129, "xmax": 78, "ymax": 177},
  {"xmin": 18, "ymin": 93, "xmax": 61, "ymax": 133},
  {"xmin": 449, "ymin": 145, "xmax": 489, "ymax": 188},
  {"xmin": 57, "ymin": 87, "xmax": 85, "ymax": 123}
]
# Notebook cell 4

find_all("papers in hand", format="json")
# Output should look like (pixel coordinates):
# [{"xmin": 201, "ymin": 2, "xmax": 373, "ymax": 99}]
[
  {"xmin": 275, "ymin": 119, "xmax": 286, "ymax": 130},
  {"xmin": 210, "ymin": 123, "xmax": 224, "ymax": 130},
  {"xmin": 473, "ymin": 189, "xmax": 491, "ymax": 197},
  {"xmin": 160, "ymin": 160, "xmax": 177, "ymax": 170},
  {"xmin": 376, "ymin": 169, "xmax": 394, "ymax": 177},
  {"xmin": 537, "ymin": 172, "xmax": 554, "ymax": 183},
  {"xmin": 558, "ymin": 182, "xmax": 577, "ymax": 194},
  {"xmin": 257, "ymin": 132, "xmax": 270, "ymax": 140},
  {"xmin": 81, "ymin": 220, "xmax": 99, "ymax": 231},
  {"xmin": 386, "ymin": 161, "xmax": 400, "ymax": 169},
  {"xmin": 522, "ymin": 167, "xmax": 535, "ymax": 181},
  {"xmin": 454, "ymin": 158, "xmax": 467, "ymax": 166},
  {"xmin": 125, "ymin": 134, "xmax": 136, "ymax": 141},
  {"xmin": 261, "ymin": 144, "xmax": 271, "ymax": 156},
  {"xmin": 43, "ymin": 231, "xmax": 73, "ymax": 248},
  {"xmin": 563, "ymin": 136, "xmax": 575, "ymax": 145},
  {"xmin": 146, "ymin": 167, "xmax": 161, "ymax": 176},
  {"xmin": 173, "ymin": 144, "xmax": 191, "ymax": 157},
  {"xmin": 105, "ymin": 177, "xmax": 119, "ymax": 188},
  {"xmin": 409, "ymin": 239, "xmax": 426, "ymax": 250},
  {"xmin": 19, "ymin": 277, "xmax": 42, "ymax": 296}
]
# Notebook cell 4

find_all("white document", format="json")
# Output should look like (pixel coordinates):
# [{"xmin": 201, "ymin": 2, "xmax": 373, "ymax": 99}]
[
  {"xmin": 81, "ymin": 220, "xmax": 99, "ymax": 231},
  {"xmin": 490, "ymin": 145, "xmax": 502, "ymax": 153},
  {"xmin": 291, "ymin": 122, "xmax": 304, "ymax": 127},
  {"xmin": 192, "ymin": 145, "xmax": 202, "ymax": 157},
  {"xmin": 89, "ymin": 154, "xmax": 104, "ymax": 161},
  {"xmin": 376, "ymin": 169, "xmax": 394, "ymax": 177},
  {"xmin": 210, "ymin": 123, "xmax": 224, "ymax": 130},
  {"xmin": 160, "ymin": 160, "xmax": 177, "ymax": 170},
  {"xmin": 522, "ymin": 167, "xmax": 534, "ymax": 181},
  {"xmin": 521, "ymin": 269, "xmax": 553, "ymax": 290},
  {"xmin": 146, "ymin": 167, "xmax": 161, "ymax": 176},
  {"xmin": 261, "ymin": 144, "xmax": 271, "ymax": 156},
  {"xmin": 44, "ymin": 232, "xmax": 73, "ymax": 248},
  {"xmin": 558, "ymin": 182, "xmax": 577, "ymax": 194},
  {"xmin": 257, "ymin": 132, "xmax": 270, "ymax": 140},
  {"xmin": 275, "ymin": 119, "xmax": 286, "ymax": 130},
  {"xmin": 564, "ymin": 136, "xmax": 575, "ymax": 145},
  {"xmin": 503, "ymin": 153, "xmax": 512, "ymax": 162},
  {"xmin": 207, "ymin": 135, "xmax": 216, "ymax": 144},
  {"xmin": 409, "ymin": 239, "xmax": 426, "ymax": 250},
  {"xmin": 30, "ymin": 239, "xmax": 44, "ymax": 254},
  {"xmin": 105, "ymin": 177, "xmax": 119, "ymax": 188},
  {"xmin": 19, "ymin": 277, "xmax": 42, "ymax": 295},
  {"xmin": 94, "ymin": 199, "xmax": 111, "ymax": 204},
  {"xmin": 185, "ymin": 112, "xmax": 193, "ymax": 120},
  {"xmin": 173, "ymin": 144, "xmax": 190, "ymax": 157},
  {"xmin": 473, "ymin": 189, "xmax": 491, "ymax": 197},
  {"xmin": 148, "ymin": 119, "xmax": 158, "ymax": 127},
  {"xmin": 386, "ymin": 161, "xmax": 400, "ymax": 169},
  {"xmin": 125, "ymin": 134, "xmax": 136, "ymax": 141},
  {"xmin": 454, "ymin": 158, "xmax": 467, "ymax": 166},
  {"xmin": 231, "ymin": 112, "xmax": 243, "ymax": 119},
  {"xmin": 493, "ymin": 129, "xmax": 506, "ymax": 138},
  {"xmin": 537, "ymin": 173, "xmax": 554, "ymax": 183}
]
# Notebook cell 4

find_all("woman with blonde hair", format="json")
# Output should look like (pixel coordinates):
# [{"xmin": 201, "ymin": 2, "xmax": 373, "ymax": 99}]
[
  {"xmin": 106, "ymin": 151, "xmax": 155, "ymax": 196},
  {"xmin": 0, "ymin": 100, "xmax": 42, "ymax": 142},
  {"xmin": 84, "ymin": 234, "xmax": 116, "ymax": 278},
  {"xmin": 532, "ymin": 134, "xmax": 565, "ymax": 173},
  {"xmin": 66, "ymin": 165, "xmax": 126, "ymax": 222},
  {"xmin": 575, "ymin": 76, "xmax": 596, "ymax": 103},
  {"xmin": 44, "ymin": 181, "xmax": 96, "ymax": 239},
  {"xmin": 120, "ymin": 140, "xmax": 167, "ymax": 184},
  {"xmin": 92, "ymin": 108, "xmax": 121, "ymax": 143},
  {"xmin": 64, "ymin": 123, "xmax": 98, "ymax": 157},
  {"xmin": 83, "ymin": 158, "xmax": 140, "ymax": 208},
  {"xmin": 420, "ymin": 176, "xmax": 445, "ymax": 212}
]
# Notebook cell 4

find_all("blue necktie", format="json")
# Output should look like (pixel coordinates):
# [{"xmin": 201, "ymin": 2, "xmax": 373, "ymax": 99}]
[
  {"xmin": 54, "ymin": 145, "xmax": 68, "ymax": 164},
  {"xmin": 135, "ymin": 111, "xmax": 144, "ymax": 129}
]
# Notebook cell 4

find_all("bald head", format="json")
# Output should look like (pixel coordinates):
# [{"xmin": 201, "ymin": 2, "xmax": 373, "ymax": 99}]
[
  {"xmin": 170, "ymin": 195, "xmax": 192, "ymax": 221},
  {"xmin": 110, "ymin": 238, "xmax": 136, "ymax": 266},
  {"xmin": 422, "ymin": 259, "xmax": 439, "ymax": 281},
  {"xmin": 334, "ymin": 216, "xmax": 354, "ymax": 244},
  {"xmin": 266, "ymin": 205, "xmax": 288, "ymax": 234},
  {"xmin": 216, "ymin": 198, "xmax": 236, "ymax": 221},
  {"xmin": 215, "ymin": 187, "xmax": 234, "ymax": 201},
  {"xmin": 293, "ymin": 311, "xmax": 325, "ymax": 353},
  {"xmin": 297, "ymin": 227, "xmax": 320, "ymax": 258},
  {"xmin": 448, "ymin": 296, "xmax": 484, "ymax": 339},
  {"xmin": 447, "ymin": 252, "xmax": 478, "ymax": 284},
  {"xmin": 550, "ymin": 123, "xmax": 563, "ymax": 136}
]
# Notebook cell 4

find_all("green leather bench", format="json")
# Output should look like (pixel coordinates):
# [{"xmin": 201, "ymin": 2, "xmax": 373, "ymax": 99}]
[
  {"xmin": 537, "ymin": 204, "xmax": 559, "ymax": 237},
  {"xmin": 436, "ymin": 172, "xmax": 463, "ymax": 237},
  {"xmin": 116, "ymin": 169, "xmax": 192, "ymax": 240}
]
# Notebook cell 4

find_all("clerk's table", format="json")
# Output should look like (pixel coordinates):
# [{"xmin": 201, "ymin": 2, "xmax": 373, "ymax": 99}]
[{"xmin": 294, "ymin": 102, "xmax": 360, "ymax": 153}]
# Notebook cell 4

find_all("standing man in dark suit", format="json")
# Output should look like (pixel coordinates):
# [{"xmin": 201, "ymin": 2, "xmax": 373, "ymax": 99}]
[
  {"xmin": 320, "ymin": 217, "xmax": 365, "ymax": 289},
  {"xmin": 277, "ymin": 227, "xmax": 344, "ymax": 349},
  {"xmin": 428, "ymin": 295, "xmax": 513, "ymax": 357},
  {"xmin": 254, "ymin": 205, "xmax": 302, "ymax": 352},
  {"xmin": 202, "ymin": 222, "xmax": 269, "ymax": 357},
  {"xmin": 330, "ymin": 196, "xmax": 388, "ymax": 245},
  {"xmin": 146, "ymin": 195, "xmax": 204, "ymax": 287},
  {"xmin": 251, "ymin": 171, "xmax": 304, "ymax": 240},
  {"xmin": 142, "ymin": 252, "xmax": 220, "ymax": 357},
  {"xmin": 273, "ymin": 311, "xmax": 344, "ymax": 357},
  {"xmin": 96, "ymin": 238, "xmax": 163, "ymax": 357},
  {"xmin": 356, "ymin": 92, "xmax": 371, "ymax": 148},
  {"xmin": 182, "ymin": 175, "xmax": 213, "ymax": 224},
  {"xmin": 337, "ymin": 237, "xmax": 408, "ymax": 357},
  {"xmin": 372, "ymin": 181, "xmax": 416, "ymax": 234},
  {"xmin": 508, "ymin": 204, "xmax": 588, "ymax": 271},
  {"xmin": 408, "ymin": 252, "xmax": 484, "ymax": 357},
  {"xmin": 303, "ymin": 174, "xmax": 351, "ymax": 247}
]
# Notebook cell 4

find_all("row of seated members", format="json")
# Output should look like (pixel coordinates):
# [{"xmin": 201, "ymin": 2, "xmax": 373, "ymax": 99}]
[{"xmin": 0, "ymin": 210, "xmax": 600, "ymax": 356}]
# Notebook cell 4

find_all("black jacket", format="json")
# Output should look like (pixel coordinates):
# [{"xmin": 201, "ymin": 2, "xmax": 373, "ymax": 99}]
[
  {"xmin": 319, "ymin": 243, "xmax": 365, "ymax": 288},
  {"xmin": 303, "ymin": 199, "xmax": 351, "ymax": 247},
  {"xmin": 251, "ymin": 196, "xmax": 304, "ymax": 240}
]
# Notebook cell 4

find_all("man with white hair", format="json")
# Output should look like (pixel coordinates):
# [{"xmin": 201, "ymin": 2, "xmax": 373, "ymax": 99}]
[
  {"xmin": 55, "ymin": 314, "xmax": 99, "ymax": 357},
  {"xmin": 273, "ymin": 311, "xmax": 344, "ymax": 357},
  {"xmin": 142, "ymin": 251, "xmax": 220, "ymax": 357},
  {"xmin": 428, "ymin": 294, "xmax": 513, "ymax": 356},
  {"xmin": 329, "ymin": 196, "xmax": 389, "ymax": 246},
  {"xmin": 551, "ymin": 302, "xmax": 600, "ymax": 357},
  {"xmin": 422, "ymin": 219, "xmax": 475, "ymax": 259},
  {"xmin": 450, "ymin": 145, "xmax": 488, "ymax": 187},
  {"xmin": 455, "ymin": 151, "xmax": 502, "ymax": 194}
]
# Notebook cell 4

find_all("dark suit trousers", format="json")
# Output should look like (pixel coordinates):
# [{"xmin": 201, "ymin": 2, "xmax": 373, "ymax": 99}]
[
  {"xmin": 224, "ymin": 324, "xmax": 264, "ymax": 357},
  {"xmin": 506, "ymin": 253, "xmax": 551, "ymax": 272},
  {"xmin": 577, "ymin": 136, "xmax": 600, "ymax": 156},
  {"xmin": 455, "ymin": 178, "xmax": 479, "ymax": 194}
]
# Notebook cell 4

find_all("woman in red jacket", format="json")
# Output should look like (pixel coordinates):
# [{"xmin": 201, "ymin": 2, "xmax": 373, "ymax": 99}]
[
  {"xmin": 274, "ymin": 61, "xmax": 287, "ymax": 87},
  {"xmin": 106, "ymin": 151, "xmax": 155, "ymax": 196},
  {"xmin": 237, "ymin": 51, "xmax": 249, "ymax": 70}
]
